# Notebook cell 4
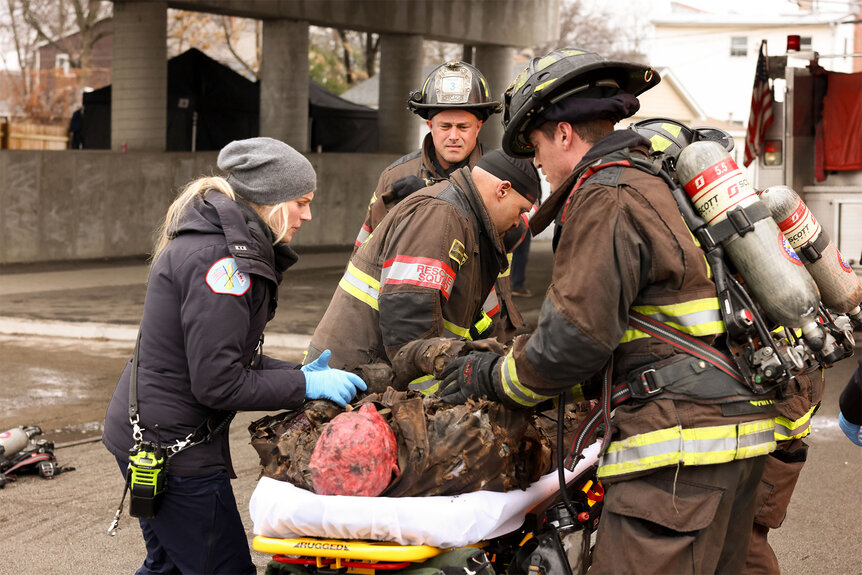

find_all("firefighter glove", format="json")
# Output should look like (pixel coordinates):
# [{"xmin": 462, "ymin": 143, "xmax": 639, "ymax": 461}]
[
  {"xmin": 838, "ymin": 412, "xmax": 862, "ymax": 446},
  {"xmin": 303, "ymin": 350, "xmax": 367, "ymax": 407},
  {"xmin": 439, "ymin": 351, "xmax": 502, "ymax": 404}
]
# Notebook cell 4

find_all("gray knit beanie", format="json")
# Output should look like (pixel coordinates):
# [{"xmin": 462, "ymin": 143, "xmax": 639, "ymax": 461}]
[{"xmin": 217, "ymin": 137, "xmax": 316, "ymax": 205}]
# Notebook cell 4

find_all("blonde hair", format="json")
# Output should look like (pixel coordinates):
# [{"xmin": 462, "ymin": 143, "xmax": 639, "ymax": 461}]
[
  {"xmin": 151, "ymin": 176, "xmax": 290, "ymax": 262},
  {"xmin": 255, "ymin": 202, "xmax": 292, "ymax": 244}
]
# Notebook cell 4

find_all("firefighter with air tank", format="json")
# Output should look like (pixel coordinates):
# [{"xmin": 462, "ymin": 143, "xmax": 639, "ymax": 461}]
[{"xmin": 434, "ymin": 48, "xmax": 835, "ymax": 574}]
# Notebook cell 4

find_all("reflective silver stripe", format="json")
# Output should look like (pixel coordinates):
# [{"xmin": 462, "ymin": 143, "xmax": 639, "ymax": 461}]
[
  {"xmin": 738, "ymin": 427, "xmax": 775, "ymax": 449},
  {"xmin": 482, "ymin": 288, "xmax": 500, "ymax": 317},
  {"xmin": 342, "ymin": 263, "xmax": 380, "ymax": 300},
  {"xmin": 774, "ymin": 406, "xmax": 815, "ymax": 440},
  {"xmin": 775, "ymin": 419, "xmax": 809, "ymax": 440},
  {"xmin": 354, "ymin": 224, "xmax": 372, "ymax": 247},
  {"xmin": 499, "ymin": 351, "xmax": 553, "ymax": 407},
  {"xmin": 638, "ymin": 308, "xmax": 722, "ymax": 329},
  {"xmin": 598, "ymin": 419, "xmax": 776, "ymax": 478}
]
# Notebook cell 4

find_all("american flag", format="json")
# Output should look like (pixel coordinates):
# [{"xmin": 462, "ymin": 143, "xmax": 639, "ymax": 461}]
[{"xmin": 744, "ymin": 40, "xmax": 774, "ymax": 167}]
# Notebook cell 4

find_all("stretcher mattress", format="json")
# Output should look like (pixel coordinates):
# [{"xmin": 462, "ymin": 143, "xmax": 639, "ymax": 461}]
[{"xmin": 249, "ymin": 439, "xmax": 601, "ymax": 549}]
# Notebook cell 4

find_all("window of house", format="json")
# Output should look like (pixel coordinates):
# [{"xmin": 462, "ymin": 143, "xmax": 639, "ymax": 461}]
[
  {"xmin": 730, "ymin": 37, "xmax": 748, "ymax": 57},
  {"xmin": 55, "ymin": 53, "xmax": 71, "ymax": 74},
  {"xmin": 800, "ymin": 36, "xmax": 813, "ymax": 50}
]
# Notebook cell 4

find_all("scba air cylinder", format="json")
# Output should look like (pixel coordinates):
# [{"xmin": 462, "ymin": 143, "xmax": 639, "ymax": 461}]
[
  {"xmin": 0, "ymin": 427, "xmax": 31, "ymax": 457},
  {"xmin": 759, "ymin": 185, "xmax": 862, "ymax": 316},
  {"xmin": 676, "ymin": 141, "xmax": 821, "ymax": 334}
]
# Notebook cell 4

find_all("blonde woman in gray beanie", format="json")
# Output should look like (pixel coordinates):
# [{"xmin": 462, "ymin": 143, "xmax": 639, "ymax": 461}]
[{"xmin": 102, "ymin": 137, "xmax": 365, "ymax": 575}]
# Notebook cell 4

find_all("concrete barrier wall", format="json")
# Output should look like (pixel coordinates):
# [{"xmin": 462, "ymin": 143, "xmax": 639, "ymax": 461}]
[{"xmin": 0, "ymin": 150, "xmax": 398, "ymax": 265}]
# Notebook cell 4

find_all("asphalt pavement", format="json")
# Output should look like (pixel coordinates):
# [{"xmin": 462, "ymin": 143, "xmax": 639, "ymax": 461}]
[{"xmin": 0, "ymin": 241, "xmax": 861, "ymax": 574}]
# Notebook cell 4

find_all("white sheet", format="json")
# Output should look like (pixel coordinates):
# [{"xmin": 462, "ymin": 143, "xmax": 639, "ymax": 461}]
[{"xmin": 249, "ymin": 439, "xmax": 601, "ymax": 549}]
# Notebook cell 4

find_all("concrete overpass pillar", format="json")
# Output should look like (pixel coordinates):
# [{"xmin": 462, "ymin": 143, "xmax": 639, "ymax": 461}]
[
  {"xmin": 260, "ymin": 19, "xmax": 309, "ymax": 151},
  {"xmin": 475, "ymin": 45, "xmax": 516, "ymax": 150},
  {"xmin": 111, "ymin": 1, "xmax": 167, "ymax": 151},
  {"xmin": 379, "ymin": 34, "xmax": 424, "ymax": 154}
]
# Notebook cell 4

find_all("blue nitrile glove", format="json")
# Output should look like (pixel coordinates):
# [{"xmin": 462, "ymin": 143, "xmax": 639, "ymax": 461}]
[
  {"xmin": 303, "ymin": 350, "xmax": 367, "ymax": 407},
  {"xmin": 838, "ymin": 412, "xmax": 862, "ymax": 446},
  {"xmin": 301, "ymin": 349, "xmax": 332, "ymax": 373}
]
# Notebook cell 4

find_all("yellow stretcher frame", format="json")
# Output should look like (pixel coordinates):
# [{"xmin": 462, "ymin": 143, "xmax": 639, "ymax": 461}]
[{"xmin": 253, "ymin": 535, "xmax": 446, "ymax": 562}]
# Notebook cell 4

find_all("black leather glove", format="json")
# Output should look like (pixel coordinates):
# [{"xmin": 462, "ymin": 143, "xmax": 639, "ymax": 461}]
[
  {"xmin": 439, "ymin": 351, "xmax": 502, "ymax": 404},
  {"xmin": 390, "ymin": 175, "xmax": 425, "ymax": 200}
]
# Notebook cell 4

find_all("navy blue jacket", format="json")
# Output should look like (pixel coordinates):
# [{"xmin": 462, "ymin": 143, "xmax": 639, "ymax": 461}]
[{"xmin": 103, "ymin": 192, "xmax": 305, "ymax": 476}]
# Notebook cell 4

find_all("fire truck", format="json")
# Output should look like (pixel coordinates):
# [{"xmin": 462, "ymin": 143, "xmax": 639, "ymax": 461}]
[{"xmin": 754, "ymin": 35, "xmax": 862, "ymax": 272}]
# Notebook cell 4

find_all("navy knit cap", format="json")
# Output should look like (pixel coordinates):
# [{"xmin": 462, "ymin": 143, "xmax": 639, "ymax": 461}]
[
  {"xmin": 538, "ymin": 92, "xmax": 640, "ymax": 126},
  {"xmin": 217, "ymin": 137, "xmax": 316, "ymax": 205},
  {"xmin": 475, "ymin": 149, "xmax": 540, "ymax": 204}
]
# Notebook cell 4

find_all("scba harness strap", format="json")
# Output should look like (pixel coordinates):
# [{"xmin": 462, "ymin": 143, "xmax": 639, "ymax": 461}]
[{"xmin": 562, "ymin": 152, "xmax": 783, "ymax": 472}]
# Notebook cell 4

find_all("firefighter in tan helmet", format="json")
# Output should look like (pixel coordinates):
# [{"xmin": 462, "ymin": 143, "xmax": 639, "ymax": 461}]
[{"xmin": 354, "ymin": 60, "xmax": 530, "ymax": 345}]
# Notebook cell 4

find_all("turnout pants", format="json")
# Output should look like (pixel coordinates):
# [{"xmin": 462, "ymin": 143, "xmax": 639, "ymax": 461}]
[
  {"xmin": 590, "ymin": 456, "xmax": 766, "ymax": 575},
  {"xmin": 742, "ymin": 439, "xmax": 808, "ymax": 575},
  {"xmin": 116, "ymin": 459, "xmax": 255, "ymax": 575}
]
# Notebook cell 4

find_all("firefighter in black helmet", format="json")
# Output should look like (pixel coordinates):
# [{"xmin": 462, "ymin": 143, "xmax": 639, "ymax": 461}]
[
  {"xmin": 436, "ymin": 48, "xmax": 794, "ymax": 574},
  {"xmin": 352, "ymin": 60, "xmax": 527, "ymax": 346}
]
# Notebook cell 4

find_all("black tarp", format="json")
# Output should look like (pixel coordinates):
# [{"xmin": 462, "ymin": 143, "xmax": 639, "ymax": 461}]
[
  {"xmin": 80, "ymin": 48, "xmax": 378, "ymax": 152},
  {"xmin": 309, "ymin": 79, "xmax": 378, "ymax": 153}
]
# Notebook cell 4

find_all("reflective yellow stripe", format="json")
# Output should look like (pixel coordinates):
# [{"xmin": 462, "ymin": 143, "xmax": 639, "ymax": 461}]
[
  {"xmin": 775, "ymin": 405, "xmax": 815, "ymax": 440},
  {"xmin": 535, "ymin": 78, "xmax": 557, "ymax": 92},
  {"xmin": 498, "ymin": 253, "xmax": 513, "ymax": 278},
  {"xmin": 498, "ymin": 350, "xmax": 574, "ymax": 407},
  {"xmin": 621, "ymin": 298, "xmax": 725, "ymax": 343},
  {"xmin": 473, "ymin": 312, "xmax": 492, "ymax": 335},
  {"xmin": 619, "ymin": 328, "xmax": 651, "ymax": 343},
  {"xmin": 339, "ymin": 262, "xmax": 380, "ymax": 310},
  {"xmin": 408, "ymin": 375, "xmax": 440, "ymax": 395},
  {"xmin": 598, "ymin": 418, "xmax": 776, "ymax": 478},
  {"xmin": 443, "ymin": 320, "xmax": 472, "ymax": 340}
]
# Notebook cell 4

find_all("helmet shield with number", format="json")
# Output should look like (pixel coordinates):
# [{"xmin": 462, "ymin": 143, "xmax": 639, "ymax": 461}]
[{"xmin": 408, "ymin": 61, "xmax": 502, "ymax": 121}]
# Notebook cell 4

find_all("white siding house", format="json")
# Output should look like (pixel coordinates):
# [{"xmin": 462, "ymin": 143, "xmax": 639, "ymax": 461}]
[{"xmin": 649, "ymin": 5, "xmax": 856, "ymax": 125}]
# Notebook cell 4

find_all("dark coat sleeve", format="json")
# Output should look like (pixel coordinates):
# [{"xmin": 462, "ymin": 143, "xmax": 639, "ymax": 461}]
[
  {"xmin": 176, "ymin": 245, "xmax": 306, "ymax": 412},
  {"xmin": 512, "ymin": 184, "xmax": 646, "ymax": 398},
  {"xmin": 840, "ymin": 357, "xmax": 862, "ymax": 425}
]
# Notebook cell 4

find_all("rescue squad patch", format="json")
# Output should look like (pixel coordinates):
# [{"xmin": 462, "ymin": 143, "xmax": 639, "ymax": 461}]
[
  {"xmin": 206, "ymin": 257, "xmax": 251, "ymax": 296},
  {"xmin": 448, "ymin": 239, "xmax": 468, "ymax": 269},
  {"xmin": 381, "ymin": 255, "xmax": 456, "ymax": 299}
]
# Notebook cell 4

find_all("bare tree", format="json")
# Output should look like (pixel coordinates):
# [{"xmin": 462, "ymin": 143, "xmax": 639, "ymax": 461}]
[
  {"xmin": 0, "ymin": 0, "xmax": 110, "ymax": 121},
  {"xmin": 308, "ymin": 26, "xmax": 381, "ymax": 94},
  {"xmin": 167, "ymin": 10, "xmax": 261, "ymax": 81},
  {"xmin": 220, "ymin": 15, "xmax": 260, "ymax": 80},
  {"xmin": 21, "ymin": 0, "xmax": 111, "ymax": 83},
  {"xmin": 538, "ymin": 0, "xmax": 648, "ymax": 63},
  {"xmin": 0, "ymin": 0, "xmax": 40, "ymax": 99},
  {"xmin": 364, "ymin": 32, "xmax": 380, "ymax": 77}
]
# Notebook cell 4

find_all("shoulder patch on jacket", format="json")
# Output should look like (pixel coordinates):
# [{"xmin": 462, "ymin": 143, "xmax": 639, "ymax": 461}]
[
  {"xmin": 386, "ymin": 149, "xmax": 422, "ymax": 171},
  {"xmin": 205, "ymin": 257, "xmax": 251, "ymax": 296},
  {"xmin": 449, "ymin": 239, "xmax": 468, "ymax": 270}
]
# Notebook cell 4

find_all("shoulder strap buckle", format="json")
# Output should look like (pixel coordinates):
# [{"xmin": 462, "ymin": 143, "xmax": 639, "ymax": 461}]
[{"xmin": 629, "ymin": 368, "xmax": 664, "ymax": 399}]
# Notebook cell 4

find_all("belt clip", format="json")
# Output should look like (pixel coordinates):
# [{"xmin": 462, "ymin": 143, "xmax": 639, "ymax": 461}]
[{"xmin": 635, "ymin": 368, "xmax": 663, "ymax": 398}]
